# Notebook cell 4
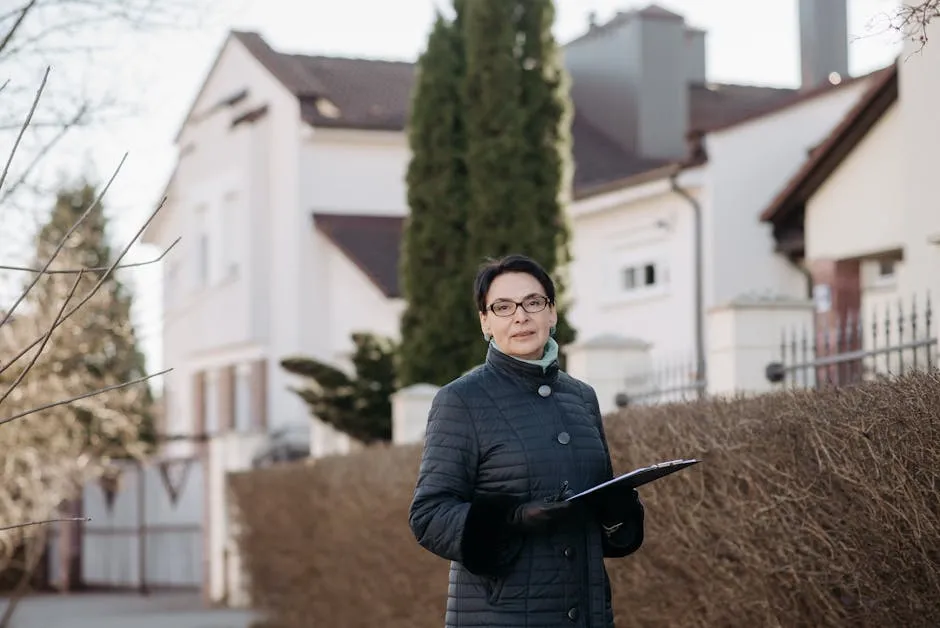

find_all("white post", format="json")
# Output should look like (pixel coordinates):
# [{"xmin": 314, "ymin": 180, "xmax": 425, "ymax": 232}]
[
  {"xmin": 206, "ymin": 431, "xmax": 268, "ymax": 607},
  {"xmin": 564, "ymin": 334, "xmax": 653, "ymax": 415},
  {"xmin": 391, "ymin": 383, "xmax": 440, "ymax": 444},
  {"xmin": 706, "ymin": 296, "xmax": 816, "ymax": 397}
]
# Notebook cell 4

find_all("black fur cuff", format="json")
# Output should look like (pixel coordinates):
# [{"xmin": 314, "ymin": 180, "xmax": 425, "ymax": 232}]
[
  {"xmin": 460, "ymin": 494, "xmax": 523, "ymax": 576},
  {"xmin": 602, "ymin": 502, "xmax": 645, "ymax": 558}
]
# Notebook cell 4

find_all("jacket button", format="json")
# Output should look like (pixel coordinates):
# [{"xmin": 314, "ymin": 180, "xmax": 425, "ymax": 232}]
[
  {"xmin": 537, "ymin": 384, "xmax": 552, "ymax": 397},
  {"xmin": 567, "ymin": 606, "xmax": 579, "ymax": 621},
  {"xmin": 563, "ymin": 546, "xmax": 574, "ymax": 559},
  {"xmin": 557, "ymin": 431, "xmax": 570, "ymax": 445}
]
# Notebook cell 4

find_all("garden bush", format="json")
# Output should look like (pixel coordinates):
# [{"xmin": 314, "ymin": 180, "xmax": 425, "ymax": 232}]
[{"xmin": 230, "ymin": 371, "xmax": 940, "ymax": 627}]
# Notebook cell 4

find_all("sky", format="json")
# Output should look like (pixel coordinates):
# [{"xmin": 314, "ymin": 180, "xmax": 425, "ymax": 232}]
[{"xmin": 1, "ymin": 0, "xmax": 905, "ymax": 378}]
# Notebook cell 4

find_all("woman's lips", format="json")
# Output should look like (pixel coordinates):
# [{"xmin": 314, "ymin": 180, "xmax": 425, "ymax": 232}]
[{"xmin": 512, "ymin": 331, "xmax": 535, "ymax": 339}]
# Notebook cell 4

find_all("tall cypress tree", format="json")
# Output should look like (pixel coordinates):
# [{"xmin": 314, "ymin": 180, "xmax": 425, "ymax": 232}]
[
  {"xmin": 398, "ymin": 9, "xmax": 481, "ymax": 386},
  {"xmin": 516, "ymin": 0, "xmax": 576, "ymax": 349},
  {"xmin": 399, "ymin": 0, "xmax": 577, "ymax": 384},
  {"xmin": 463, "ymin": 0, "xmax": 576, "ymax": 348}
]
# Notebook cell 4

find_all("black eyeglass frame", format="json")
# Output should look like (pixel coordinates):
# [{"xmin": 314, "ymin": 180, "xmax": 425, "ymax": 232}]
[{"xmin": 485, "ymin": 294, "xmax": 553, "ymax": 317}]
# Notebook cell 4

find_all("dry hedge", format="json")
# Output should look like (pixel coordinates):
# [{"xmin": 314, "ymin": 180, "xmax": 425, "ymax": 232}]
[{"xmin": 229, "ymin": 371, "xmax": 940, "ymax": 628}]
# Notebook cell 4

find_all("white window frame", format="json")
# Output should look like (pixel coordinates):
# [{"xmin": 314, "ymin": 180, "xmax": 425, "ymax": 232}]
[{"xmin": 604, "ymin": 226, "xmax": 673, "ymax": 306}]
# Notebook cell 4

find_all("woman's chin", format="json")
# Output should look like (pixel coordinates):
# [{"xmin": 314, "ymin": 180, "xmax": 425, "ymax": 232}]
[{"xmin": 508, "ymin": 335, "xmax": 544, "ymax": 359}]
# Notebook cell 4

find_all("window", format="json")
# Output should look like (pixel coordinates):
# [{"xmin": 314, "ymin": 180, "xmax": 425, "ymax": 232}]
[
  {"xmin": 878, "ymin": 259, "xmax": 896, "ymax": 279},
  {"xmin": 620, "ymin": 261, "xmax": 667, "ymax": 293}
]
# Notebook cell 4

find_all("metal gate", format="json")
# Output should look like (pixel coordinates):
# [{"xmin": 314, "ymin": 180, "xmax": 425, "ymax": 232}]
[
  {"xmin": 46, "ymin": 453, "xmax": 205, "ymax": 593},
  {"xmin": 766, "ymin": 294, "xmax": 937, "ymax": 388}
]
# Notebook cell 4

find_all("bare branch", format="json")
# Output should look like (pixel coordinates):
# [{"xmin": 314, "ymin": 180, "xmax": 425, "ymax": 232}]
[
  {"xmin": 0, "ymin": 269, "xmax": 82, "ymax": 408},
  {"xmin": 0, "ymin": 516, "xmax": 89, "ymax": 533},
  {"xmin": 0, "ymin": 151, "xmax": 126, "ymax": 330},
  {"xmin": 877, "ymin": 0, "xmax": 940, "ymax": 51},
  {"xmin": 0, "ymin": 103, "xmax": 87, "ymax": 206},
  {"xmin": 0, "ymin": 193, "xmax": 165, "ymax": 377},
  {"xmin": 0, "ymin": 367, "xmax": 171, "ymax": 427},
  {"xmin": 0, "ymin": 236, "xmax": 180, "ymax": 274},
  {"xmin": 0, "ymin": 65, "xmax": 48, "ymax": 197},
  {"xmin": 0, "ymin": 0, "xmax": 39, "ymax": 56}
]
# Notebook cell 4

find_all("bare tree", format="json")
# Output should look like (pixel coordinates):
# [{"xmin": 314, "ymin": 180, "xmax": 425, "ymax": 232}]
[
  {"xmin": 0, "ymin": 58, "xmax": 175, "ymax": 621},
  {"xmin": 0, "ymin": 0, "xmax": 213, "ymax": 267},
  {"xmin": 892, "ymin": 0, "xmax": 940, "ymax": 47}
]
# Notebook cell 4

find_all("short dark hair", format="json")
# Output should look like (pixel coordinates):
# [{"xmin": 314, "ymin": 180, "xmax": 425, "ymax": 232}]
[{"xmin": 473, "ymin": 254, "xmax": 556, "ymax": 313}]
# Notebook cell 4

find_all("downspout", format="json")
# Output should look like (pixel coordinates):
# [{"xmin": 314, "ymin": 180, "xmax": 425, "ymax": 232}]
[{"xmin": 668, "ymin": 166, "xmax": 706, "ymax": 399}]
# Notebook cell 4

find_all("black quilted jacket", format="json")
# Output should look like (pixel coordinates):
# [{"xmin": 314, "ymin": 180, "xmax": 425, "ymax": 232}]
[{"xmin": 409, "ymin": 344, "xmax": 645, "ymax": 627}]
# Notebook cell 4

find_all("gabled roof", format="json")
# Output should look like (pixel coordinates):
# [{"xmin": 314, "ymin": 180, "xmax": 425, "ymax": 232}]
[
  {"xmin": 312, "ymin": 213, "xmax": 404, "ymax": 298},
  {"xmin": 760, "ymin": 63, "xmax": 898, "ymax": 227},
  {"xmin": 185, "ymin": 30, "xmax": 804, "ymax": 195}
]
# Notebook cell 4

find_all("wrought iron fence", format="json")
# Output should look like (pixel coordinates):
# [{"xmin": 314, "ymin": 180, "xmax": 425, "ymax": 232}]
[
  {"xmin": 766, "ymin": 294, "xmax": 936, "ymax": 389},
  {"xmin": 615, "ymin": 358, "xmax": 706, "ymax": 407}
]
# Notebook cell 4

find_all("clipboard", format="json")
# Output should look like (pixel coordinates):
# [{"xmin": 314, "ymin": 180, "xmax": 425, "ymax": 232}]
[{"xmin": 565, "ymin": 458, "xmax": 700, "ymax": 504}]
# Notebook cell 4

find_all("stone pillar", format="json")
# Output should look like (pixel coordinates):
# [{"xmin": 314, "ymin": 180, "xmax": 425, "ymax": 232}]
[
  {"xmin": 563, "ymin": 334, "xmax": 653, "ymax": 415},
  {"xmin": 391, "ymin": 384, "xmax": 440, "ymax": 444},
  {"xmin": 707, "ymin": 296, "xmax": 816, "ymax": 396}
]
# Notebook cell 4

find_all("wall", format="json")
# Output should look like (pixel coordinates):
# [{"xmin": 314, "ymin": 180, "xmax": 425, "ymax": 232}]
[
  {"xmin": 562, "ymin": 10, "xmax": 692, "ymax": 159},
  {"xmin": 805, "ymin": 103, "xmax": 903, "ymax": 262},
  {"xmin": 142, "ymin": 36, "xmax": 308, "ymax": 457},
  {"xmin": 898, "ymin": 14, "xmax": 940, "ymax": 302},
  {"xmin": 300, "ymin": 128, "xmax": 410, "ymax": 216},
  {"xmin": 568, "ymin": 172, "xmax": 700, "ymax": 361},
  {"xmin": 705, "ymin": 77, "xmax": 873, "ymax": 308}
]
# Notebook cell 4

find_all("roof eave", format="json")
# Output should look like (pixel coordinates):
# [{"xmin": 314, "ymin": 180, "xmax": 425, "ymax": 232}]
[{"xmin": 760, "ymin": 63, "xmax": 899, "ymax": 226}]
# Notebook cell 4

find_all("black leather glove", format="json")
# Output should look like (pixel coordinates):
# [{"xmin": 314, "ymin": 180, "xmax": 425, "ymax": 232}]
[
  {"xmin": 598, "ymin": 486, "xmax": 643, "ymax": 529},
  {"xmin": 506, "ymin": 482, "xmax": 576, "ymax": 530}
]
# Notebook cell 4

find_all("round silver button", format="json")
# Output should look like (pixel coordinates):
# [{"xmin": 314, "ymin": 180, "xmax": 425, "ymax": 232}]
[
  {"xmin": 557, "ymin": 431, "xmax": 570, "ymax": 445},
  {"xmin": 537, "ymin": 384, "xmax": 552, "ymax": 397}
]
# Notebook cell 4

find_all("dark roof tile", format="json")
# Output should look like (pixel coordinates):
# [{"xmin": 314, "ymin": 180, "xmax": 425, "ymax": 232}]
[{"xmin": 312, "ymin": 213, "xmax": 404, "ymax": 298}]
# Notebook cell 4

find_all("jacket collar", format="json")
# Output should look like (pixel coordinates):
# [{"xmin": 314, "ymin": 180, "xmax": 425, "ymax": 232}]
[{"xmin": 485, "ymin": 341, "xmax": 560, "ymax": 389}]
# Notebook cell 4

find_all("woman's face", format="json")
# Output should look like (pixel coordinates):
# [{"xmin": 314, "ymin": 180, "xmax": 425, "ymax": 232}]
[{"xmin": 480, "ymin": 271, "xmax": 557, "ymax": 360}]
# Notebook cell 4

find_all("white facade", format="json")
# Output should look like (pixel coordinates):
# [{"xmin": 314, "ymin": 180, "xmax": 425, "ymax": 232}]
[
  {"xmin": 566, "ymin": 76, "xmax": 876, "ymax": 365},
  {"xmin": 143, "ymin": 36, "xmax": 408, "ymax": 458},
  {"xmin": 792, "ymin": 18, "xmax": 940, "ymax": 336},
  {"xmin": 568, "ymin": 168, "xmax": 704, "ymax": 361}
]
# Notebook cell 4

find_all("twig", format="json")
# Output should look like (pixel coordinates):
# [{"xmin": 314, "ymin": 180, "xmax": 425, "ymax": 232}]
[
  {"xmin": 0, "ymin": 65, "xmax": 48, "ymax": 199},
  {"xmin": 0, "ymin": 236, "xmax": 180, "ymax": 274},
  {"xmin": 0, "ymin": 194, "xmax": 166, "ymax": 377},
  {"xmin": 0, "ymin": 517, "xmax": 90, "ymax": 534},
  {"xmin": 0, "ymin": 270, "xmax": 82, "ymax": 407},
  {"xmin": 0, "ymin": 102, "xmax": 87, "ymax": 207},
  {"xmin": 0, "ymin": 151, "xmax": 127, "ymax": 331},
  {"xmin": 0, "ymin": 518, "xmax": 86, "ymax": 538},
  {"xmin": 0, "ymin": 0, "xmax": 39, "ymax": 57},
  {"xmin": 0, "ymin": 367, "xmax": 171, "ymax": 427}
]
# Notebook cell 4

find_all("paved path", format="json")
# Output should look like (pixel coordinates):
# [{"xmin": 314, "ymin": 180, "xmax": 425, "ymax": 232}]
[{"xmin": 0, "ymin": 592, "xmax": 258, "ymax": 628}]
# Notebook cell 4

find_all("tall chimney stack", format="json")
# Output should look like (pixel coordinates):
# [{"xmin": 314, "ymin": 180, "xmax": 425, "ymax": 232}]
[{"xmin": 799, "ymin": 0, "xmax": 849, "ymax": 89}]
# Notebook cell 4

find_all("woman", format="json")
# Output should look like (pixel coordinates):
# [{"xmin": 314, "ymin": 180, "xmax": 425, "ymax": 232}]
[{"xmin": 409, "ymin": 254, "xmax": 645, "ymax": 627}]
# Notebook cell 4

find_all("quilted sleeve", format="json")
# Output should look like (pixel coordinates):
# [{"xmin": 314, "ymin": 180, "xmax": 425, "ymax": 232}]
[
  {"xmin": 582, "ymin": 383, "xmax": 645, "ymax": 558},
  {"xmin": 408, "ymin": 385, "xmax": 523, "ymax": 576}
]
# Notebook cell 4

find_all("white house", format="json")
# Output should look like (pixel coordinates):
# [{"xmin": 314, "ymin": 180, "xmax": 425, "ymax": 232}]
[
  {"xmin": 143, "ymin": 2, "xmax": 862, "ymax": 455},
  {"xmin": 759, "ymin": 13, "xmax": 940, "ymax": 367}
]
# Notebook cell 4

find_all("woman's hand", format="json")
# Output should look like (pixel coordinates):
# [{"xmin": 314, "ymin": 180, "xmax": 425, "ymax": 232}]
[
  {"xmin": 597, "ymin": 486, "xmax": 643, "ymax": 530},
  {"xmin": 506, "ymin": 482, "xmax": 576, "ymax": 530}
]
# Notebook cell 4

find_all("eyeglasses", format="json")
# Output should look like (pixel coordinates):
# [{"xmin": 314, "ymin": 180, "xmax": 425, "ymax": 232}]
[{"xmin": 487, "ymin": 295, "xmax": 551, "ymax": 317}]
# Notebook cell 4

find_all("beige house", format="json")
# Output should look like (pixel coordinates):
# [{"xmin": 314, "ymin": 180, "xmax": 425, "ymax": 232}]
[{"xmin": 761, "ymin": 17, "xmax": 940, "ymax": 369}]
